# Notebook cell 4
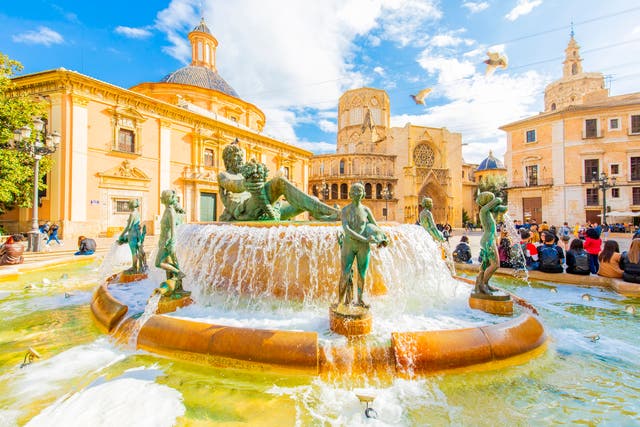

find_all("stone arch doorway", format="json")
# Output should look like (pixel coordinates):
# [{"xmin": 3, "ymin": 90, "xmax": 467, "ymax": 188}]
[{"xmin": 418, "ymin": 180, "xmax": 448, "ymax": 225}]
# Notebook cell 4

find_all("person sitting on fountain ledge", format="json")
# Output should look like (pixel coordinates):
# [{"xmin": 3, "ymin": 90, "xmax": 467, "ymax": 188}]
[
  {"xmin": 337, "ymin": 183, "xmax": 388, "ymax": 311},
  {"xmin": 218, "ymin": 140, "xmax": 340, "ymax": 221}
]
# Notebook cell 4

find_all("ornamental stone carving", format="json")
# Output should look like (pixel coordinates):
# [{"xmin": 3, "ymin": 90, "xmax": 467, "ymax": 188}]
[{"xmin": 413, "ymin": 144, "xmax": 435, "ymax": 168}]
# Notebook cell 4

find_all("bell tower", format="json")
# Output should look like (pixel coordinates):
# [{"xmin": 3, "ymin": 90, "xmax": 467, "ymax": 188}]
[{"xmin": 562, "ymin": 25, "xmax": 583, "ymax": 78}]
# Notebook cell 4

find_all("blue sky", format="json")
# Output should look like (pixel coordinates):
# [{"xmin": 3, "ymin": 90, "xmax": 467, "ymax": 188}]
[{"xmin": 1, "ymin": 0, "xmax": 639, "ymax": 163}]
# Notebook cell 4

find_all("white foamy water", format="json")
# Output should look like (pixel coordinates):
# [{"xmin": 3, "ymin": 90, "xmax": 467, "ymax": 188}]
[
  {"xmin": 128, "ymin": 293, "xmax": 161, "ymax": 348},
  {"xmin": 97, "ymin": 242, "xmax": 132, "ymax": 282},
  {"xmin": 26, "ymin": 366, "xmax": 185, "ymax": 427},
  {"xmin": 501, "ymin": 214, "xmax": 530, "ymax": 284}
]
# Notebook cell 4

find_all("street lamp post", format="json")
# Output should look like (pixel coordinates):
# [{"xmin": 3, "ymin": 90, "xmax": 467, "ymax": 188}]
[
  {"xmin": 591, "ymin": 171, "xmax": 616, "ymax": 227},
  {"xmin": 11, "ymin": 117, "xmax": 60, "ymax": 252},
  {"xmin": 381, "ymin": 187, "xmax": 393, "ymax": 221}
]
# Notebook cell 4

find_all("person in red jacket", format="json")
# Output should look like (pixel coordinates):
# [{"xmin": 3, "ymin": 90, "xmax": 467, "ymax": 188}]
[{"xmin": 583, "ymin": 227, "xmax": 602, "ymax": 274}]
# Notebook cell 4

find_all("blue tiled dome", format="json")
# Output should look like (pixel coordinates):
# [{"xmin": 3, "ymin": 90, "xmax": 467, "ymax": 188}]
[
  {"xmin": 477, "ymin": 151, "xmax": 505, "ymax": 171},
  {"xmin": 160, "ymin": 66, "xmax": 239, "ymax": 97}
]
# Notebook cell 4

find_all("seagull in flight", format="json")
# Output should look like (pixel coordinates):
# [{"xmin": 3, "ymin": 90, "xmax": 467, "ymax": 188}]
[
  {"xmin": 484, "ymin": 51, "xmax": 508, "ymax": 76},
  {"xmin": 410, "ymin": 88, "xmax": 432, "ymax": 105}
]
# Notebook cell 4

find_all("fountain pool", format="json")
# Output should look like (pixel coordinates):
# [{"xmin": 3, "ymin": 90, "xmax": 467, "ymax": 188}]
[{"xmin": 1, "ymin": 225, "xmax": 639, "ymax": 426}]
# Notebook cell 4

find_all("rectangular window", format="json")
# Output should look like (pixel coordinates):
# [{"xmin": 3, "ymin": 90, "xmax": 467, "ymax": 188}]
[
  {"xmin": 525, "ymin": 130, "xmax": 536, "ymax": 143},
  {"xmin": 609, "ymin": 118, "xmax": 620, "ymax": 130},
  {"xmin": 611, "ymin": 187, "xmax": 620, "ymax": 198},
  {"xmin": 586, "ymin": 188, "xmax": 599, "ymax": 206},
  {"xmin": 283, "ymin": 166, "xmax": 290, "ymax": 179},
  {"xmin": 631, "ymin": 157, "xmax": 640, "ymax": 181},
  {"xmin": 584, "ymin": 159, "xmax": 599, "ymax": 182},
  {"xmin": 584, "ymin": 119, "xmax": 598, "ymax": 138},
  {"xmin": 114, "ymin": 199, "xmax": 131, "ymax": 214},
  {"xmin": 117, "ymin": 129, "xmax": 135, "ymax": 153},
  {"xmin": 631, "ymin": 115, "xmax": 640, "ymax": 134},
  {"xmin": 634, "ymin": 188, "xmax": 640, "ymax": 205},
  {"xmin": 526, "ymin": 165, "xmax": 538, "ymax": 186},
  {"xmin": 610, "ymin": 164, "xmax": 620, "ymax": 175},
  {"xmin": 204, "ymin": 148, "xmax": 214, "ymax": 167}
]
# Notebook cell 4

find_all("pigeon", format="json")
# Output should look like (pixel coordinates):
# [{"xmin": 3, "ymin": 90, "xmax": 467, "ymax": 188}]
[
  {"xmin": 625, "ymin": 305, "xmax": 636, "ymax": 314},
  {"xmin": 581, "ymin": 293, "xmax": 592, "ymax": 301},
  {"xmin": 410, "ymin": 88, "xmax": 432, "ymax": 105},
  {"xmin": 585, "ymin": 334, "xmax": 600, "ymax": 343},
  {"xmin": 484, "ymin": 51, "xmax": 508, "ymax": 76}
]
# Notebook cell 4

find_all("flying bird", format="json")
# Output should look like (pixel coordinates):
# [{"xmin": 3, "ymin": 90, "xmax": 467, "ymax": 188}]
[
  {"xmin": 484, "ymin": 51, "xmax": 508, "ymax": 76},
  {"xmin": 410, "ymin": 88, "xmax": 432, "ymax": 105}
]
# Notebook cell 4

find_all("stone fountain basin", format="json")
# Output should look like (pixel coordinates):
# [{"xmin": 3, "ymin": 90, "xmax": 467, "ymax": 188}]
[{"xmin": 90, "ymin": 282, "xmax": 547, "ymax": 376}]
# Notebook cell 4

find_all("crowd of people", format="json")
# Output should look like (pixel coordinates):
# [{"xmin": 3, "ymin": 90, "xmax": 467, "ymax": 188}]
[{"xmin": 451, "ymin": 219, "xmax": 640, "ymax": 285}]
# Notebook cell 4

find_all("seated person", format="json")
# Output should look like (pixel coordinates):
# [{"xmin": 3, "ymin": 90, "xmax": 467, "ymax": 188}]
[
  {"xmin": 74, "ymin": 236, "xmax": 96, "ymax": 256},
  {"xmin": 498, "ymin": 236, "xmax": 512, "ymax": 268},
  {"xmin": 536, "ymin": 231, "xmax": 565, "ymax": 273},
  {"xmin": 0, "ymin": 235, "xmax": 25, "ymax": 265},
  {"xmin": 519, "ymin": 230, "xmax": 539, "ymax": 270},
  {"xmin": 620, "ymin": 239, "xmax": 640, "ymax": 284},
  {"xmin": 452, "ymin": 235, "xmax": 472, "ymax": 263},
  {"xmin": 597, "ymin": 240, "xmax": 623, "ymax": 279},
  {"xmin": 565, "ymin": 238, "xmax": 590, "ymax": 275}
]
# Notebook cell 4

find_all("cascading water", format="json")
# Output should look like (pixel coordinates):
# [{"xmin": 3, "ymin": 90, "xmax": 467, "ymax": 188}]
[
  {"xmin": 172, "ymin": 223, "xmax": 496, "ymax": 346},
  {"xmin": 97, "ymin": 242, "xmax": 132, "ymax": 282},
  {"xmin": 501, "ymin": 214, "xmax": 530, "ymax": 284},
  {"xmin": 128, "ymin": 293, "xmax": 161, "ymax": 348}
]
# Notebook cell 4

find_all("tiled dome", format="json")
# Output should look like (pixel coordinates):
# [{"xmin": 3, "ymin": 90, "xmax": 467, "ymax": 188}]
[
  {"xmin": 477, "ymin": 151, "xmax": 505, "ymax": 171},
  {"xmin": 160, "ymin": 66, "xmax": 239, "ymax": 97}
]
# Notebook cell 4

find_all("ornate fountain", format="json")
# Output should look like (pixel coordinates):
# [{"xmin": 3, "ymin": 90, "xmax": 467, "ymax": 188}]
[{"xmin": 91, "ymin": 144, "xmax": 546, "ymax": 377}]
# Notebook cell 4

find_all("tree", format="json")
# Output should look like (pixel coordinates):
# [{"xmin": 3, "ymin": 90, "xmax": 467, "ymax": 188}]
[
  {"xmin": 478, "ymin": 174, "xmax": 508, "ymax": 204},
  {"xmin": 0, "ymin": 52, "xmax": 49, "ymax": 214}
]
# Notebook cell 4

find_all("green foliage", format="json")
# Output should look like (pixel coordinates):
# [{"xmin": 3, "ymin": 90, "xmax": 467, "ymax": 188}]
[
  {"xmin": 462, "ymin": 208, "xmax": 471, "ymax": 225},
  {"xmin": 0, "ymin": 52, "xmax": 49, "ymax": 214},
  {"xmin": 478, "ymin": 174, "xmax": 508, "ymax": 204}
]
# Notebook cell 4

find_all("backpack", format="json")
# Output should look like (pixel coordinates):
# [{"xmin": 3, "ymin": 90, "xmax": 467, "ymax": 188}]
[
  {"xmin": 539, "ymin": 245, "xmax": 560, "ymax": 269},
  {"xmin": 454, "ymin": 243, "xmax": 471, "ymax": 262},
  {"xmin": 573, "ymin": 251, "xmax": 590, "ymax": 273},
  {"xmin": 561, "ymin": 226, "xmax": 570, "ymax": 237}
]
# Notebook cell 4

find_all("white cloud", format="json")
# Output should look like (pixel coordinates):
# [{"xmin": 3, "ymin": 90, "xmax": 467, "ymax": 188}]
[
  {"xmin": 12, "ymin": 26, "xmax": 64, "ymax": 46},
  {"xmin": 318, "ymin": 119, "xmax": 338, "ymax": 133},
  {"xmin": 505, "ymin": 0, "xmax": 543, "ymax": 22},
  {"xmin": 377, "ymin": 0, "xmax": 442, "ymax": 47},
  {"xmin": 429, "ymin": 30, "xmax": 475, "ymax": 48},
  {"xmin": 373, "ymin": 66, "xmax": 385, "ymax": 76},
  {"xmin": 292, "ymin": 140, "xmax": 337, "ymax": 154},
  {"xmin": 462, "ymin": 2, "xmax": 490, "ymax": 13},
  {"xmin": 115, "ymin": 26, "xmax": 153, "ymax": 39}
]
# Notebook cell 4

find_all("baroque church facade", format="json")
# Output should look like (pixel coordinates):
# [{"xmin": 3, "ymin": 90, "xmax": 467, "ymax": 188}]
[
  {"xmin": 502, "ymin": 33, "xmax": 640, "ymax": 226},
  {"xmin": 1, "ymin": 19, "xmax": 313, "ymax": 239},
  {"xmin": 309, "ymin": 88, "xmax": 467, "ymax": 226}
]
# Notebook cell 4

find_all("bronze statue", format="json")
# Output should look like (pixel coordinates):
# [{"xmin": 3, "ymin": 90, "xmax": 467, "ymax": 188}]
[
  {"xmin": 337, "ymin": 183, "xmax": 388, "ymax": 309},
  {"xmin": 117, "ymin": 199, "xmax": 147, "ymax": 274},
  {"xmin": 475, "ymin": 191, "xmax": 507, "ymax": 295},
  {"xmin": 218, "ymin": 141, "xmax": 339, "ymax": 221},
  {"xmin": 154, "ymin": 189, "xmax": 186, "ymax": 296},
  {"xmin": 419, "ymin": 197, "xmax": 445, "ymax": 243}
]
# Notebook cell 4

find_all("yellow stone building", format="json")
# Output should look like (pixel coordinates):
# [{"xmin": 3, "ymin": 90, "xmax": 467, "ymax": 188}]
[
  {"xmin": 0, "ymin": 19, "xmax": 313, "ymax": 239},
  {"xmin": 502, "ymin": 33, "xmax": 640, "ymax": 226},
  {"xmin": 309, "ymin": 87, "xmax": 465, "ymax": 226}
]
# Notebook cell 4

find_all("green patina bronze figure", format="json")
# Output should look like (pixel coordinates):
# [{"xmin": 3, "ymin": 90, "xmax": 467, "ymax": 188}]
[
  {"xmin": 419, "ymin": 197, "xmax": 445, "ymax": 243},
  {"xmin": 154, "ymin": 189, "xmax": 187, "ymax": 297},
  {"xmin": 117, "ymin": 199, "xmax": 148, "ymax": 274},
  {"xmin": 218, "ymin": 141, "xmax": 339, "ymax": 221},
  {"xmin": 337, "ymin": 183, "xmax": 389, "ymax": 310},
  {"xmin": 475, "ymin": 191, "xmax": 508, "ymax": 295}
]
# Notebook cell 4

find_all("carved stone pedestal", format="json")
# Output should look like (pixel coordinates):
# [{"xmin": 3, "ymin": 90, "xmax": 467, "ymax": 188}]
[
  {"xmin": 469, "ymin": 292, "xmax": 513, "ymax": 315},
  {"xmin": 329, "ymin": 303, "xmax": 372, "ymax": 337},
  {"xmin": 157, "ymin": 291, "xmax": 193, "ymax": 315}
]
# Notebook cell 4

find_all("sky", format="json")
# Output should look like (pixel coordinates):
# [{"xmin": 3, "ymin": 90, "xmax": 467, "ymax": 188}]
[{"xmin": 1, "ymin": 0, "xmax": 640, "ymax": 163}]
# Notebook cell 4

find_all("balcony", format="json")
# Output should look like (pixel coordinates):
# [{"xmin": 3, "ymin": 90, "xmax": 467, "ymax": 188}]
[{"xmin": 507, "ymin": 178, "xmax": 553, "ymax": 189}]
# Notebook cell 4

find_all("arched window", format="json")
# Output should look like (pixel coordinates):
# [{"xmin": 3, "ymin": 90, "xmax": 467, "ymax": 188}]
[
  {"xmin": 376, "ymin": 183, "xmax": 382, "ymax": 199},
  {"xmin": 572, "ymin": 63, "xmax": 578, "ymax": 75},
  {"xmin": 312, "ymin": 185, "xmax": 319, "ymax": 197},
  {"xmin": 339, "ymin": 159, "xmax": 345, "ymax": 175},
  {"xmin": 331, "ymin": 183, "xmax": 339, "ymax": 200},
  {"xmin": 551, "ymin": 103, "xmax": 556, "ymax": 111},
  {"xmin": 387, "ymin": 183, "xmax": 393, "ymax": 196},
  {"xmin": 364, "ymin": 183, "xmax": 372, "ymax": 199},
  {"xmin": 340, "ymin": 183, "xmax": 348, "ymax": 199}
]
